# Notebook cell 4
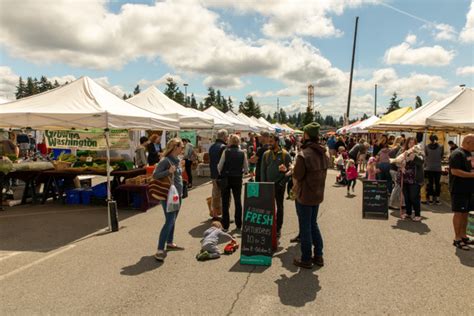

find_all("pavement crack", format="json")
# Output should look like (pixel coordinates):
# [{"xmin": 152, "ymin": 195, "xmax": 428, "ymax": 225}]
[{"xmin": 226, "ymin": 266, "xmax": 256, "ymax": 316}]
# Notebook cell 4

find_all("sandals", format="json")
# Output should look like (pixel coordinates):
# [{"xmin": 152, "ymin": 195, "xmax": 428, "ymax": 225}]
[{"xmin": 453, "ymin": 240, "xmax": 470, "ymax": 251}]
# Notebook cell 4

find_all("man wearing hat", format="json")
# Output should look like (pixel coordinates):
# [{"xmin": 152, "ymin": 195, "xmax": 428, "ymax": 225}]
[{"xmin": 292, "ymin": 122, "xmax": 329, "ymax": 269}]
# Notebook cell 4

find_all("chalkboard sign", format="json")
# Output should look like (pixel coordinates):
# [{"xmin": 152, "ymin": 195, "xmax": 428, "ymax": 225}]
[
  {"xmin": 362, "ymin": 180, "xmax": 388, "ymax": 219},
  {"xmin": 240, "ymin": 182, "xmax": 275, "ymax": 266}
]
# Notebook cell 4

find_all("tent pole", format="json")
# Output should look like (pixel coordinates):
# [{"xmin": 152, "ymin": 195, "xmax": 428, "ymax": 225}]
[{"xmin": 104, "ymin": 115, "xmax": 119, "ymax": 232}]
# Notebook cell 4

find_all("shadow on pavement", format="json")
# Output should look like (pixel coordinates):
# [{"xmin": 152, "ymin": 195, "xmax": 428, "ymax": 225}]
[
  {"xmin": 0, "ymin": 204, "xmax": 140, "ymax": 252},
  {"xmin": 188, "ymin": 221, "xmax": 211, "ymax": 239},
  {"xmin": 391, "ymin": 219, "xmax": 431, "ymax": 235},
  {"xmin": 120, "ymin": 256, "xmax": 162, "ymax": 276},
  {"xmin": 455, "ymin": 248, "xmax": 474, "ymax": 267},
  {"xmin": 275, "ymin": 271, "xmax": 321, "ymax": 307},
  {"xmin": 229, "ymin": 259, "xmax": 269, "ymax": 273},
  {"xmin": 274, "ymin": 244, "xmax": 300, "ymax": 273}
]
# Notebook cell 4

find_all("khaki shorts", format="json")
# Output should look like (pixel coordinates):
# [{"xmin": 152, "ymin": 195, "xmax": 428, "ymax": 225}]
[{"xmin": 211, "ymin": 180, "xmax": 222, "ymax": 217}]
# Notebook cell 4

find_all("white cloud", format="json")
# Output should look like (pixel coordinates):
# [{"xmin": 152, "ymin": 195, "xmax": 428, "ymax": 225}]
[
  {"xmin": 460, "ymin": 1, "xmax": 474, "ymax": 43},
  {"xmin": 405, "ymin": 34, "xmax": 417, "ymax": 45},
  {"xmin": 0, "ymin": 0, "xmax": 346, "ymax": 98},
  {"xmin": 0, "ymin": 66, "xmax": 18, "ymax": 99},
  {"xmin": 49, "ymin": 75, "xmax": 76, "ymax": 85},
  {"xmin": 93, "ymin": 77, "xmax": 126, "ymax": 98},
  {"xmin": 355, "ymin": 68, "xmax": 448, "ymax": 99},
  {"xmin": 384, "ymin": 40, "xmax": 455, "ymax": 66},
  {"xmin": 456, "ymin": 66, "xmax": 474, "ymax": 76},
  {"xmin": 433, "ymin": 23, "xmax": 456, "ymax": 41},
  {"xmin": 204, "ymin": 0, "xmax": 379, "ymax": 39},
  {"xmin": 138, "ymin": 73, "xmax": 185, "ymax": 88},
  {"xmin": 428, "ymin": 86, "xmax": 462, "ymax": 101},
  {"xmin": 203, "ymin": 76, "xmax": 244, "ymax": 89}
]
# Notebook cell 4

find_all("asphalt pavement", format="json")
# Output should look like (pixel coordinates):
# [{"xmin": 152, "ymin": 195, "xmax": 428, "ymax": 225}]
[{"xmin": 0, "ymin": 170, "xmax": 472, "ymax": 315}]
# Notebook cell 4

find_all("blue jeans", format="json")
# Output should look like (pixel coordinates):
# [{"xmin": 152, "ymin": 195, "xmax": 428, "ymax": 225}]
[
  {"xmin": 296, "ymin": 201, "xmax": 323, "ymax": 262},
  {"xmin": 157, "ymin": 201, "xmax": 180, "ymax": 251},
  {"xmin": 377, "ymin": 162, "xmax": 393, "ymax": 194}
]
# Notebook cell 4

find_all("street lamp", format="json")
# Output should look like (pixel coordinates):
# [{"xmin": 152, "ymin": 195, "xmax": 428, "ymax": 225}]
[{"xmin": 183, "ymin": 83, "xmax": 189, "ymax": 106}]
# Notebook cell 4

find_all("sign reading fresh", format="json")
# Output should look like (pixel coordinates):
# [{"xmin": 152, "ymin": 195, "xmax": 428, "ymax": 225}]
[
  {"xmin": 45, "ymin": 129, "xmax": 130, "ymax": 150},
  {"xmin": 240, "ymin": 182, "xmax": 275, "ymax": 266}
]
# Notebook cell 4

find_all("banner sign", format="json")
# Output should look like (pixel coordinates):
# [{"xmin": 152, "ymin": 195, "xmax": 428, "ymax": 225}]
[
  {"xmin": 44, "ymin": 129, "xmax": 130, "ymax": 150},
  {"xmin": 179, "ymin": 130, "xmax": 197, "ymax": 146},
  {"xmin": 240, "ymin": 182, "xmax": 275, "ymax": 266}
]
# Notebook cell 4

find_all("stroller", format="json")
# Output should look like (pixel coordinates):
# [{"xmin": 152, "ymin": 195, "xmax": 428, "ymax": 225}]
[{"xmin": 336, "ymin": 165, "xmax": 348, "ymax": 185}]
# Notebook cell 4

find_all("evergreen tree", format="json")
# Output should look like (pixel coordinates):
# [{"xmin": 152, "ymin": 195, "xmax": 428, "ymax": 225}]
[
  {"xmin": 386, "ymin": 92, "xmax": 402, "ymax": 113},
  {"xmin": 133, "ymin": 84, "xmax": 141, "ymax": 95},
  {"xmin": 296, "ymin": 112, "xmax": 302, "ymax": 127},
  {"xmin": 185, "ymin": 96, "xmax": 191, "ymax": 107},
  {"xmin": 205, "ymin": 87, "xmax": 216, "ymax": 109},
  {"xmin": 240, "ymin": 96, "xmax": 262, "ymax": 118},
  {"xmin": 324, "ymin": 115, "xmax": 335, "ymax": 127},
  {"xmin": 198, "ymin": 102, "xmax": 205, "ymax": 111},
  {"xmin": 361, "ymin": 113, "xmax": 369, "ymax": 120},
  {"xmin": 53, "ymin": 80, "xmax": 60, "ymax": 88},
  {"xmin": 302, "ymin": 106, "xmax": 314, "ymax": 126},
  {"xmin": 190, "ymin": 94, "xmax": 198, "ymax": 109},
  {"xmin": 122, "ymin": 94, "xmax": 128, "ymax": 100},
  {"xmin": 38, "ymin": 76, "xmax": 52, "ymax": 93},
  {"xmin": 238, "ymin": 101, "xmax": 244, "ymax": 113},
  {"xmin": 279, "ymin": 108, "xmax": 288, "ymax": 123},
  {"xmin": 338, "ymin": 116, "xmax": 344, "ymax": 127},
  {"xmin": 221, "ymin": 97, "xmax": 229, "ymax": 112},
  {"xmin": 26, "ymin": 77, "xmax": 38, "ymax": 97},
  {"xmin": 227, "ymin": 97, "xmax": 233, "ymax": 112},
  {"xmin": 15, "ymin": 77, "xmax": 27, "ymax": 99},
  {"xmin": 273, "ymin": 111, "xmax": 279, "ymax": 122},
  {"xmin": 175, "ymin": 91, "xmax": 185, "ymax": 105},
  {"xmin": 266, "ymin": 114, "xmax": 272, "ymax": 122},
  {"xmin": 314, "ymin": 111, "xmax": 323, "ymax": 125},
  {"xmin": 128, "ymin": 94, "xmax": 132, "ymax": 99},
  {"xmin": 216, "ymin": 90, "xmax": 222, "ymax": 110},
  {"xmin": 164, "ymin": 78, "xmax": 180, "ymax": 101},
  {"xmin": 415, "ymin": 96, "xmax": 422, "ymax": 109}
]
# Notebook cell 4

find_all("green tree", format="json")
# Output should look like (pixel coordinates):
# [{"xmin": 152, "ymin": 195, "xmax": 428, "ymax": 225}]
[
  {"xmin": 128, "ymin": 94, "xmax": 132, "ymax": 99},
  {"xmin": 415, "ymin": 96, "xmax": 422, "ymax": 109},
  {"xmin": 314, "ymin": 111, "xmax": 323, "ymax": 125},
  {"xmin": 227, "ymin": 97, "xmax": 233, "ymax": 112},
  {"xmin": 175, "ymin": 91, "xmax": 185, "ymax": 105},
  {"xmin": 15, "ymin": 77, "xmax": 27, "ymax": 99},
  {"xmin": 221, "ymin": 97, "xmax": 229, "ymax": 112},
  {"xmin": 164, "ymin": 78, "xmax": 181, "ymax": 102},
  {"xmin": 279, "ymin": 108, "xmax": 288, "ymax": 123},
  {"xmin": 38, "ymin": 76, "xmax": 52, "ymax": 93},
  {"xmin": 296, "ymin": 112, "xmax": 302, "ymax": 127},
  {"xmin": 26, "ymin": 77, "xmax": 38, "ymax": 97},
  {"xmin": 238, "ymin": 101, "xmax": 244, "ymax": 113},
  {"xmin": 205, "ymin": 87, "xmax": 216, "ymax": 109},
  {"xmin": 273, "ymin": 111, "xmax": 279, "ymax": 122},
  {"xmin": 190, "ymin": 94, "xmax": 198, "ymax": 109},
  {"xmin": 361, "ymin": 113, "xmax": 369, "ymax": 120},
  {"xmin": 122, "ymin": 94, "xmax": 128, "ymax": 100},
  {"xmin": 215, "ymin": 90, "xmax": 222, "ymax": 110},
  {"xmin": 133, "ymin": 84, "xmax": 141, "ymax": 95},
  {"xmin": 266, "ymin": 113, "xmax": 272, "ymax": 122},
  {"xmin": 198, "ymin": 101, "xmax": 205, "ymax": 111},
  {"xmin": 53, "ymin": 80, "xmax": 60, "ymax": 88},
  {"xmin": 338, "ymin": 116, "xmax": 344, "ymax": 127},
  {"xmin": 240, "ymin": 95, "xmax": 262, "ymax": 118},
  {"xmin": 387, "ymin": 92, "xmax": 402, "ymax": 113},
  {"xmin": 302, "ymin": 106, "xmax": 314, "ymax": 126}
]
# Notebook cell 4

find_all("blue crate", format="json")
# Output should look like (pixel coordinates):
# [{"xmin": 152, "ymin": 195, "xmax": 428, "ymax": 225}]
[
  {"xmin": 132, "ymin": 193, "xmax": 142, "ymax": 209},
  {"xmin": 66, "ymin": 189, "xmax": 82, "ymax": 204},
  {"xmin": 81, "ymin": 189, "xmax": 93, "ymax": 205},
  {"xmin": 91, "ymin": 182, "xmax": 108, "ymax": 199}
]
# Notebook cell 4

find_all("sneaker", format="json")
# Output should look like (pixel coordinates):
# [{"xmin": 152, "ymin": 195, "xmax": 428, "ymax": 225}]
[
  {"xmin": 400, "ymin": 214, "xmax": 408, "ymax": 220},
  {"xmin": 313, "ymin": 255, "xmax": 324, "ymax": 267},
  {"xmin": 293, "ymin": 258, "xmax": 313, "ymax": 269},
  {"xmin": 413, "ymin": 216, "xmax": 422, "ymax": 222},
  {"xmin": 196, "ymin": 251, "xmax": 210, "ymax": 261},
  {"xmin": 154, "ymin": 251, "xmax": 167, "ymax": 262}
]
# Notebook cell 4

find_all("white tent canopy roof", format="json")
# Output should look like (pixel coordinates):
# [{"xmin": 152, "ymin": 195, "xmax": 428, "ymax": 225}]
[
  {"xmin": 426, "ymin": 88, "xmax": 473, "ymax": 129},
  {"xmin": 189, "ymin": 108, "xmax": 231, "ymax": 130},
  {"xmin": 205, "ymin": 106, "xmax": 250, "ymax": 131},
  {"xmin": 128, "ymin": 86, "xmax": 213, "ymax": 129},
  {"xmin": 0, "ymin": 76, "xmax": 179, "ymax": 130},
  {"xmin": 232, "ymin": 112, "xmax": 260, "ymax": 132},
  {"xmin": 256, "ymin": 117, "xmax": 276, "ymax": 131},
  {"xmin": 347, "ymin": 115, "xmax": 379, "ymax": 133}
]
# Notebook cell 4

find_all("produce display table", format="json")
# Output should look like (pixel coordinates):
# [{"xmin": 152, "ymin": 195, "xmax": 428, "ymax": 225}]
[
  {"xmin": 115, "ymin": 183, "xmax": 158, "ymax": 212},
  {"xmin": 40, "ymin": 168, "xmax": 146, "ymax": 204}
]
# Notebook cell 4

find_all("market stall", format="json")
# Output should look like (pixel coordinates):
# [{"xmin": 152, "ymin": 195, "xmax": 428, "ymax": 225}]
[{"xmin": 204, "ymin": 106, "xmax": 251, "ymax": 131}]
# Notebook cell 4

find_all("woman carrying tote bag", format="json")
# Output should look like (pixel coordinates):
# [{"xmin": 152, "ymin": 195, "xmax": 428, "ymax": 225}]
[{"xmin": 152, "ymin": 138, "xmax": 185, "ymax": 262}]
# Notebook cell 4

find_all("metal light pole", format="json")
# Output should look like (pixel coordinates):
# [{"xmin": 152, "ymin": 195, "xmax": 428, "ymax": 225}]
[
  {"xmin": 374, "ymin": 84, "xmax": 377, "ymax": 116},
  {"xmin": 184, "ymin": 83, "xmax": 188, "ymax": 106},
  {"xmin": 346, "ymin": 16, "xmax": 359, "ymax": 125}
]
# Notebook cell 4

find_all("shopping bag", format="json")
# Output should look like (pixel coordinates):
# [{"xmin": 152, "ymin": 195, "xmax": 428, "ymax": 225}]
[{"xmin": 166, "ymin": 184, "xmax": 180, "ymax": 212}]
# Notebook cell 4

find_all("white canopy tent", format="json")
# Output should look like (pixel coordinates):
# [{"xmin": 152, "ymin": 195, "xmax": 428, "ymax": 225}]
[
  {"xmin": 236, "ymin": 113, "xmax": 262, "ymax": 132},
  {"xmin": 188, "ymin": 108, "xmax": 232, "ymax": 130},
  {"xmin": 128, "ymin": 86, "xmax": 214, "ymax": 129},
  {"xmin": 204, "ymin": 106, "xmax": 251, "ymax": 131},
  {"xmin": 256, "ymin": 117, "xmax": 276, "ymax": 132},
  {"xmin": 0, "ymin": 76, "xmax": 179, "ymax": 230},
  {"xmin": 426, "ymin": 88, "xmax": 473, "ymax": 131},
  {"xmin": 0, "ymin": 77, "xmax": 178, "ymax": 130},
  {"xmin": 346, "ymin": 115, "xmax": 379, "ymax": 133}
]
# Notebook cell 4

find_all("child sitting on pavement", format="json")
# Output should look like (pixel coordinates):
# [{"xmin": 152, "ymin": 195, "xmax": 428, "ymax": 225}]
[{"xmin": 196, "ymin": 221, "xmax": 236, "ymax": 261}]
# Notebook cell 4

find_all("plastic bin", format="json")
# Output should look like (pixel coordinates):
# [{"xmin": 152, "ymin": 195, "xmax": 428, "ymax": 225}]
[
  {"xmin": 66, "ymin": 189, "xmax": 82, "ymax": 204},
  {"xmin": 91, "ymin": 182, "xmax": 108, "ymax": 198},
  {"xmin": 81, "ymin": 189, "xmax": 93, "ymax": 205},
  {"xmin": 132, "ymin": 193, "xmax": 142, "ymax": 209}
]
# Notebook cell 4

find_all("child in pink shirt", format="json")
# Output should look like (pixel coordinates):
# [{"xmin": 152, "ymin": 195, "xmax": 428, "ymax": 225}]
[
  {"xmin": 366, "ymin": 157, "xmax": 378, "ymax": 180},
  {"xmin": 346, "ymin": 159, "xmax": 358, "ymax": 195}
]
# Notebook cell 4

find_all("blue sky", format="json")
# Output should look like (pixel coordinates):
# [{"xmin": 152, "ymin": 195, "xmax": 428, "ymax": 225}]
[{"xmin": 0, "ymin": 0, "xmax": 473, "ymax": 119}]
